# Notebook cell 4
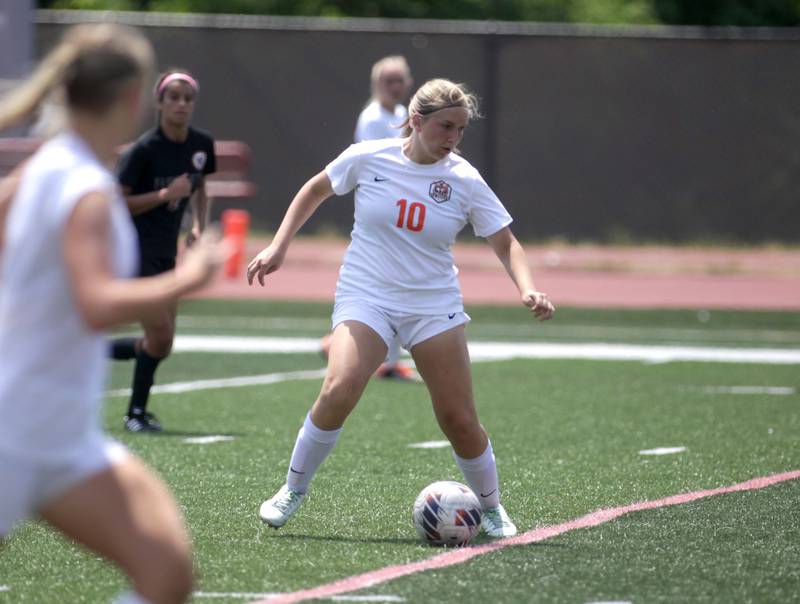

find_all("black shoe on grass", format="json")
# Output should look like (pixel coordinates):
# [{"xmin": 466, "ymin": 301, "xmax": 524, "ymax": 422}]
[{"xmin": 124, "ymin": 412, "xmax": 163, "ymax": 433}]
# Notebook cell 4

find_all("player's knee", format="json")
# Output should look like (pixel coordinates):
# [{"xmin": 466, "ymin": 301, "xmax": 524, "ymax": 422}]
[
  {"xmin": 439, "ymin": 411, "xmax": 480, "ymax": 444},
  {"xmin": 319, "ymin": 375, "xmax": 361, "ymax": 408},
  {"xmin": 133, "ymin": 542, "xmax": 193, "ymax": 604}
]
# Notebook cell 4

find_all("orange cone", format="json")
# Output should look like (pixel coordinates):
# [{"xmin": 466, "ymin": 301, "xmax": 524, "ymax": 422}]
[{"xmin": 221, "ymin": 209, "xmax": 250, "ymax": 279}]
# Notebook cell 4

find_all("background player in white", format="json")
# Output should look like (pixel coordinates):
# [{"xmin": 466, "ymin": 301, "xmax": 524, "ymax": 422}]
[
  {"xmin": 354, "ymin": 55, "xmax": 413, "ymax": 142},
  {"xmin": 247, "ymin": 78, "xmax": 554, "ymax": 539},
  {"xmin": 322, "ymin": 55, "xmax": 419, "ymax": 381},
  {"xmin": 0, "ymin": 24, "xmax": 224, "ymax": 604}
]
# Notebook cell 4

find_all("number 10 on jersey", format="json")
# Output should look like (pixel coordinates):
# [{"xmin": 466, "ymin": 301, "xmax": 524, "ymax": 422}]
[{"xmin": 396, "ymin": 199, "xmax": 426, "ymax": 232}]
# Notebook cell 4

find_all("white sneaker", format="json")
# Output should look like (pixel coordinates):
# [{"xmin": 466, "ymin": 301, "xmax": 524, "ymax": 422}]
[
  {"xmin": 259, "ymin": 484, "xmax": 305, "ymax": 528},
  {"xmin": 481, "ymin": 503, "xmax": 517, "ymax": 538}
]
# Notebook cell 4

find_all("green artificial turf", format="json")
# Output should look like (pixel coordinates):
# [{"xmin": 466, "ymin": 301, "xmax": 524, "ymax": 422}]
[{"xmin": 1, "ymin": 302, "xmax": 798, "ymax": 603}]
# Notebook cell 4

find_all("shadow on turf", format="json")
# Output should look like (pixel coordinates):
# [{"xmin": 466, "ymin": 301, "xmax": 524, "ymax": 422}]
[
  {"xmin": 119, "ymin": 429, "xmax": 248, "ymax": 438},
  {"xmin": 268, "ymin": 533, "xmax": 569, "ymax": 548},
  {"xmin": 271, "ymin": 533, "xmax": 420, "ymax": 546}
]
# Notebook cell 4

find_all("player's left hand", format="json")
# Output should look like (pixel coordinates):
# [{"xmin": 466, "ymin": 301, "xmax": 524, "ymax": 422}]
[
  {"xmin": 246, "ymin": 243, "xmax": 286, "ymax": 286},
  {"xmin": 522, "ymin": 290, "xmax": 555, "ymax": 321}
]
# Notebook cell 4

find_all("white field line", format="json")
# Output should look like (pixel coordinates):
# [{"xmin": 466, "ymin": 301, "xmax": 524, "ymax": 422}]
[
  {"xmin": 107, "ymin": 368, "xmax": 327, "ymax": 397},
  {"xmin": 639, "ymin": 447, "xmax": 687, "ymax": 456},
  {"xmin": 704, "ymin": 386, "xmax": 796, "ymax": 395},
  {"xmin": 168, "ymin": 335, "xmax": 800, "ymax": 365},
  {"xmin": 407, "ymin": 440, "xmax": 451, "ymax": 449},
  {"xmin": 105, "ymin": 337, "xmax": 800, "ymax": 399},
  {"xmin": 174, "ymin": 336, "xmax": 321, "ymax": 354},
  {"xmin": 183, "ymin": 436, "xmax": 236, "ymax": 444}
]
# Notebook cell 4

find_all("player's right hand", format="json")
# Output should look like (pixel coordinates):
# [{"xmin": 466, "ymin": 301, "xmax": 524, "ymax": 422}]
[
  {"xmin": 164, "ymin": 173, "xmax": 192, "ymax": 205},
  {"xmin": 246, "ymin": 244, "xmax": 285, "ymax": 286}
]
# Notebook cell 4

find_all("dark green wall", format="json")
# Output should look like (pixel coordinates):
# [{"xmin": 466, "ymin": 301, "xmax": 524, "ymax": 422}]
[{"xmin": 36, "ymin": 14, "xmax": 800, "ymax": 243}]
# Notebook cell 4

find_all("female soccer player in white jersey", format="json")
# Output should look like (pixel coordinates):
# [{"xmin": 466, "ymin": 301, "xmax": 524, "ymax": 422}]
[
  {"xmin": 0, "ymin": 24, "xmax": 224, "ymax": 604},
  {"xmin": 247, "ymin": 78, "xmax": 554, "ymax": 539}
]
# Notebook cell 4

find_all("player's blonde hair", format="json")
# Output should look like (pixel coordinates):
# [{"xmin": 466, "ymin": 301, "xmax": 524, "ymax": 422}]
[
  {"xmin": 0, "ymin": 23, "xmax": 155, "ymax": 132},
  {"xmin": 401, "ymin": 79, "xmax": 481, "ymax": 137},
  {"xmin": 370, "ymin": 55, "xmax": 412, "ymax": 96}
]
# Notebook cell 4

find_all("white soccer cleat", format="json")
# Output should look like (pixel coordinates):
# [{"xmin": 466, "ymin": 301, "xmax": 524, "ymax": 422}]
[
  {"xmin": 259, "ymin": 484, "xmax": 306, "ymax": 528},
  {"xmin": 481, "ymin": 503, "xmax": 517, "ymax": 538}
]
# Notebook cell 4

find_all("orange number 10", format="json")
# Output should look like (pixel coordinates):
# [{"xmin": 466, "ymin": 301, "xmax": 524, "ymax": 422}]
[{"xmin": 396, "ymin": 199, "xmax": 426, "ymax": 232}]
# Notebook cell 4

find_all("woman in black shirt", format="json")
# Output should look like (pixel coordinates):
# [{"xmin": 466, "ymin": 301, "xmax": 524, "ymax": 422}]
[{"xmin": 111, "ymin": 69, "xmax": 216, "ymax": 432}]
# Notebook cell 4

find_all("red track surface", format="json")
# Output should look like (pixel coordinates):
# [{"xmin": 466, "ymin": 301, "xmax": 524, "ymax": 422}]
[{"xmin": 196, "ymin": 239, "xmax": 800, "ymax": 310}]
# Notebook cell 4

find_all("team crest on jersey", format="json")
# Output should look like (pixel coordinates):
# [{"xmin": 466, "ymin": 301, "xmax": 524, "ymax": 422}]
[
  {"xmin": 429, "ymin": 180, "xmax": 452, "ymax": 204},
  {"xmin": 192, "ymin": 151, "xmax": 207, "ymax": 171}
]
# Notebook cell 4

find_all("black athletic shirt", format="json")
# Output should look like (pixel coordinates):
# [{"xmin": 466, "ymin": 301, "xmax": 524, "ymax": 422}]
[{"xmin": 117, "ymin": 125, "xmax": 216, "ymax": 259}]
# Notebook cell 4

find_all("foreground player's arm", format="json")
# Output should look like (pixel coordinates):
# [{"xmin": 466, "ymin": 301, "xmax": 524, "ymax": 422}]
[
  {"xmin": 486, "ymin": 226, "xmax": 555, "ymax": 321},
  {"xmin": 64, "ymin": 191, "xmax": 223, "ymax": 330},
  {"xmin": 247, "ymin": 170, "xmax": 334, "ymax": 285},
  {"xmin": 0, "ymin": 163, "xmax": 24, "ymax": 253}
]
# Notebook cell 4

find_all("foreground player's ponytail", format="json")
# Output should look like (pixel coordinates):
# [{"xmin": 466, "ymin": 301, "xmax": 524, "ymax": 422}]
[
  {"xmin": 401, "ymin": 78, "xmax": 481, "ymax": 137},
  {"xmin": 0, "ymin": 23, "xmax": 155, "ymax": 132}
]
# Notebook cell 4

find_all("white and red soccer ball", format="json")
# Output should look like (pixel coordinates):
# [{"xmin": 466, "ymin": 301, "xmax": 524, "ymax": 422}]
[{"xmin": 412, "ymin": 481, "xmax": 482, "ymax": 546}]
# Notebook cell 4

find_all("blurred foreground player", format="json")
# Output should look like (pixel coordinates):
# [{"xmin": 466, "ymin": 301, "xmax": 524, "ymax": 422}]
[{"xmin": 0, "ymin": 24, "xmax": 225, "ymax": 604}]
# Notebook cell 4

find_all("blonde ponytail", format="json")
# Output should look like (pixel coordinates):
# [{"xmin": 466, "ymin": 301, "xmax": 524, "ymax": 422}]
[
  {"xmin": 0, "ymin": 41, "xmax": 78, "ymax": 132},
  {"xmin": 0, "ymin": 23, "xmax": 155, "ymax": 134}
]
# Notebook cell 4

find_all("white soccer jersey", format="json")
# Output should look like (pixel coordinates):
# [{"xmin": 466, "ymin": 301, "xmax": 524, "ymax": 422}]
[
  {"xmin": 325, "ymin": 138, "xmax": 512, "ymax": 315},
  {"xmin": 354, "ymin": 100, "xmax": 408, "ymax": 142},
  {"xmin": 0, "ymin": 131, "xmax": 138, "ymax": 460}
]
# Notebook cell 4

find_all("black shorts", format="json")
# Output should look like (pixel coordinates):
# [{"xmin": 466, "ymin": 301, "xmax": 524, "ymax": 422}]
[{"xmin": 139, "ymin": 256, "xmax": 176, "ymax": 277}]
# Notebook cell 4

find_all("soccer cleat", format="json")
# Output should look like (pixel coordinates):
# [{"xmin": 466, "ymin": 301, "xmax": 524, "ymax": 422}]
[
  {"xmin": 375, "ymin": 362, "xmax": 423, "ymax": 383},
  {"xmin": 123, "ymin": 412, "xmax": 163, "ymax": 433},
  {"xmin": 259, "ymin": 484, "xmax": 306, "ymax": 528},
  {"xmin": 481, "ymin": 504, "xmax": 517, "ymax": 538}
]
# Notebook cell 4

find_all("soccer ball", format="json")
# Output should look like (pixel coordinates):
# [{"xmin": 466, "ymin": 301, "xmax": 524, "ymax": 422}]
[{"xmin": 412, "ymin": 481, "xmax": 482, "ymax": 547}]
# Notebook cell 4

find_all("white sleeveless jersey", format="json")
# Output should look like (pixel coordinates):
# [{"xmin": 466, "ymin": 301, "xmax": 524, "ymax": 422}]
[
  {"xmin": 326, "ymin": 138, "xmax": 512, "ymax": 314},
  {"xmin": 0, "ymin": 132, "xmax": 138, "ymax": 460},
  {"xmin": 354, "ymin": 101, "xmax": 408, "ymax": 142}
]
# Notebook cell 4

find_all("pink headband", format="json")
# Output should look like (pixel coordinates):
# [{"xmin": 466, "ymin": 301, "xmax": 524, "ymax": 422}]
[{"xmin": 157, "ymin": 73, "xmax": 199, "ymax": 97}]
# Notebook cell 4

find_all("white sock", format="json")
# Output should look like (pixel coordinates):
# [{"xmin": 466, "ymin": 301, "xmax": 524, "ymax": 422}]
[
  {"xmin": 112, "ymin": 592, "xmax": 154, "ymax": 604},
  {"xmin": 453, "ymin": 440, "xmax": 501, "ymax": 509},
  {"xmin": 286, "ymin": 412, "xmax": 342, "ymax": 494},
  {"xmin": 385, "ymin": 338, "xmax": 402, "ymax": 365}
]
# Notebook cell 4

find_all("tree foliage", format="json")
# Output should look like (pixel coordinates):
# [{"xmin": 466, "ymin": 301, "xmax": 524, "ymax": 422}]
[
  {"xmin": 652, "ymin": 0, "xmax": 800, "ymax": 26},
  {"xmin": 37, "ymin": 0, "xmax": 800, "ymax": 26}
]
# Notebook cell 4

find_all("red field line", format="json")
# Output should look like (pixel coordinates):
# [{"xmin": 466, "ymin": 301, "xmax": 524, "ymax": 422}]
[{"xmin": 252, "ymin": 469, "xmax": 800, "ymax": 604}]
